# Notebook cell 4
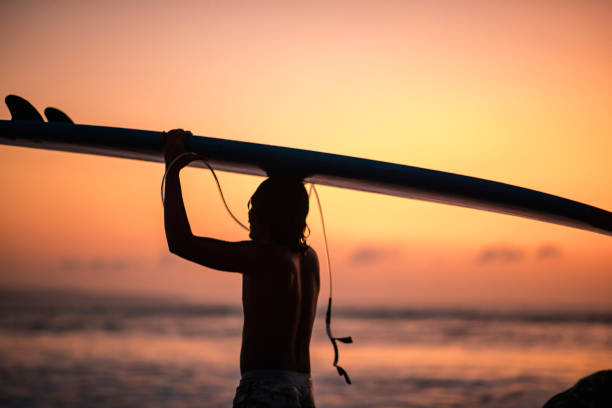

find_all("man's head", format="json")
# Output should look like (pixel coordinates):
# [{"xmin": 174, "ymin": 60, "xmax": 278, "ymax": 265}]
[{"xmin": 248, "ymin": 176, "xmax": 309, "ymax": 250}]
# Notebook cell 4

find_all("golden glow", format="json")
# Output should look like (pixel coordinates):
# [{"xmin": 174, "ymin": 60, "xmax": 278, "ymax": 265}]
[{"xmin": 0, "ymin": 1, "xmax": 610, "ymax": 308}]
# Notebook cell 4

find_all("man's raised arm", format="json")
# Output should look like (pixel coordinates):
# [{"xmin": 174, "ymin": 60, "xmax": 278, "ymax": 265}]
[
  {"xmin": 162, "ymin": 129, "xmax": 196, "ymax": 253},
  {"xmin": 161, "ymin": 129, "xmax": 260, "ymax": 273}
]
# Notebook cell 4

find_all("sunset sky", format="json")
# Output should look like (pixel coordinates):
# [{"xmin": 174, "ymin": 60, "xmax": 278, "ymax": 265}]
[{"xmin": 1, "ymin": 0, "xmax": 610, "ymax": 310}]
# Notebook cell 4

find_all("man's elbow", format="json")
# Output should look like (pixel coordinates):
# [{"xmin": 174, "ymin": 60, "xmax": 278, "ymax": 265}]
[
  {"xmin": 166, "ymin": 234, "xmax": 187, "ymax": 256},
  {"xmin": 167, "ymin": 241, "xmax": 180, "ymax": 255}
]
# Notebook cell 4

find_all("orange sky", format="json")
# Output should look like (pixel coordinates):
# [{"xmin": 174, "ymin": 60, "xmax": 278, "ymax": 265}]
[{"xmin": 1, "ymin": 0, "xmax": 610, "ymax": 310}]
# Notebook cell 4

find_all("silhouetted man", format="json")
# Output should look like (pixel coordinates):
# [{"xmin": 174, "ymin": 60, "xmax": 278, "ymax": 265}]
[{"xmin": 163, "ymin": 129, "xmax": 320, "ymax": 407}]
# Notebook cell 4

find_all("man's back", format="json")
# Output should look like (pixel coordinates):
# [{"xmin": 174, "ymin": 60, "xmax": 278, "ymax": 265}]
[
  {"xmin": 241, "ymin": 245, "xmax": 320, "ymax": 374},
  {"xmin": 162, "ymin": 132, "xmax": 318, "ymax": 406}
]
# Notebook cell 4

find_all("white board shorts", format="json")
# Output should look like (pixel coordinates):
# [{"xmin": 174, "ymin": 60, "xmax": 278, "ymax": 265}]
[{"xmin": 232, "ymin": 369, "xmax": 315, "ymax": 408}]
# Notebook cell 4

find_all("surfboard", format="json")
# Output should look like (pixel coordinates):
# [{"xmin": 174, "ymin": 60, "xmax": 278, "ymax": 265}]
[{"xmin": 1, "ymin": 97, "xmax": 610, "ymax": 237}]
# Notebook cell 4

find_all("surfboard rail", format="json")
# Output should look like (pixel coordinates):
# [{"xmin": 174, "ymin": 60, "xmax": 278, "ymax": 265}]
[{"xmin": 1, "ymin": 119, "xmax": 610, "ymax": 236}]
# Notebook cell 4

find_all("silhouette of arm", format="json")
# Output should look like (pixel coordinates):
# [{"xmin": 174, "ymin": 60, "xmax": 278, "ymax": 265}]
[{"xmin": 163, "ymin": 130, "xmax": 260, "ymax": 273}]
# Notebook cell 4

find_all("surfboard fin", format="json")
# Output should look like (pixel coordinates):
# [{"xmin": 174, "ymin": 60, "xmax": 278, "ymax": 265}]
[
  {"xmin": 44, "ymin": 107, "xmax": 74, "ymax": 124},
  {"xmin": 5, "ymin": 95, "xmax": 44, "ymax": 121}
]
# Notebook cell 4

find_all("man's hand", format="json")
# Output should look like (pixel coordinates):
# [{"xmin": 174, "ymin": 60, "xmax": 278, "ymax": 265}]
[{"xmin": 162, "ymin": 129, "xmax": 192, "ymax": 162}]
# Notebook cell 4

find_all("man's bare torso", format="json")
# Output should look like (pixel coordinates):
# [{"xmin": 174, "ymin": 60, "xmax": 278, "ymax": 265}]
[{"xmin": 240, "ymin": 244, "xmax": 320, "ymax": 374}]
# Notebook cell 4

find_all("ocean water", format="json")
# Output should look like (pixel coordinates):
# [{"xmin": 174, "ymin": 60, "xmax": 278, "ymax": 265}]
[{"xmin": 0, "ymin": 290, "xmax": 610, "ymax": 408}]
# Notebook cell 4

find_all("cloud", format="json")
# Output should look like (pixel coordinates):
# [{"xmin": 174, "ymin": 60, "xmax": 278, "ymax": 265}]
[
  {"xmin": 55, "ymin": 257, "xmax": 141, "ymax": 274},
  {"xmin": 477, "ymin": 243, "xmax": 562, "ymax": 264},
  {"xmin": 477, "ymin": 246, "xmax": 524, "ymax": 264},
  {"xmin": 348, "ymin": 247, "xmax": 398, "ymax": 265},
  {"xmin": 537, "ymin": 244, "xmax": 562, "ymax": 260},
  {"xmin": 158, "ymin": 252, "xmax": 179, "ymax": 268}
]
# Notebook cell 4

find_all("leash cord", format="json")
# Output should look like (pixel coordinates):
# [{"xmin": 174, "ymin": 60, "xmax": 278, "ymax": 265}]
[
  {"xmin": 310, "ymin": 184, "xmax": 353, "ymax": 384},
  {"xmin": 161, "ymin": 152, "xmax": 249, "ymax": 231}
]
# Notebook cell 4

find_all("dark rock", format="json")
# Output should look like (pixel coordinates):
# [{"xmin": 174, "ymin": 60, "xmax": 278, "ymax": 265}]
[{"xmin": 542, "ymin": 370, "xmax": 612, "ymax": 408}]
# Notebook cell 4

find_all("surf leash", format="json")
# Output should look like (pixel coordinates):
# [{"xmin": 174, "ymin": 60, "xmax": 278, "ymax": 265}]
[
  {"xmin": 310, "ymin": 184, "xmax": 353, "ymax": 384},
  {"xmin": 161, "ymin": 151, "xmax": 249, "ymax": 231}
]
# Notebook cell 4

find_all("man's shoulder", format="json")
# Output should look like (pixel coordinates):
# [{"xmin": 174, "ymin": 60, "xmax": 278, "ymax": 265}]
[
  {"xmin": 243, "ymin": 242, "xmax": 319, "ymax": 270},
  {"xmin": 302, "ymin": 245, "xmax": 318, "ymax": 262}
]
